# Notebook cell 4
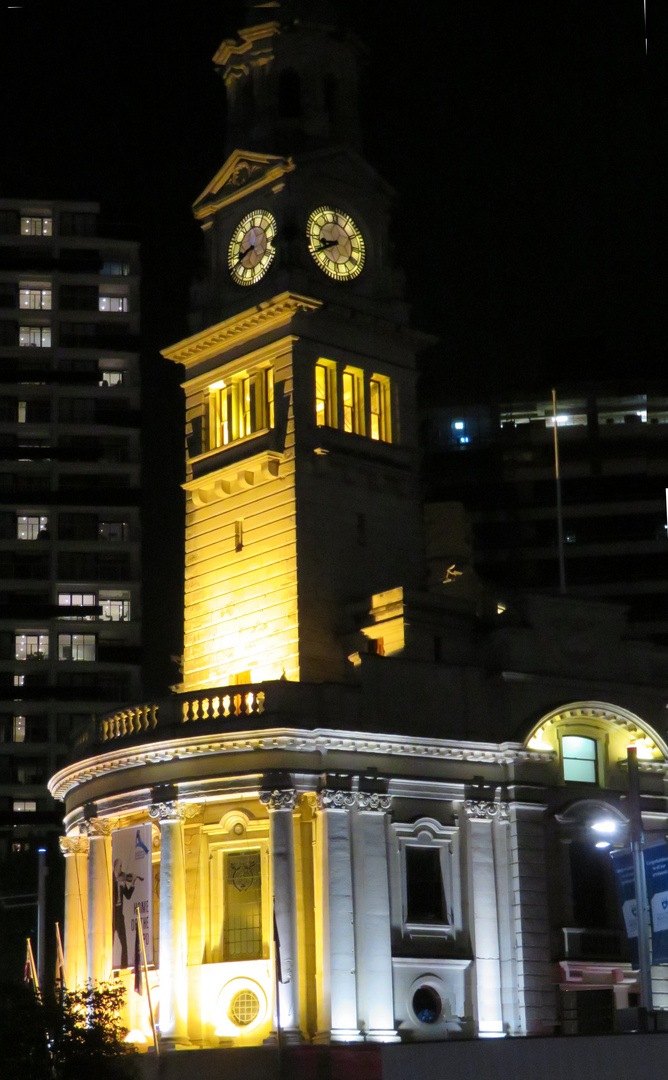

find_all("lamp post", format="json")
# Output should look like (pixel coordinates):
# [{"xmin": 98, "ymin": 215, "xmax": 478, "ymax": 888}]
[{"xmin": 627, "ymin": 746, "xmax": 653, "ymax": 1017}]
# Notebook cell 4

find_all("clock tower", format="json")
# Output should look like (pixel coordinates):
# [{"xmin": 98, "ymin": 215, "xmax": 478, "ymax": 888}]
[{"xmin": 163, "ymin": 2, "xmax": 426, "ymax": 691}]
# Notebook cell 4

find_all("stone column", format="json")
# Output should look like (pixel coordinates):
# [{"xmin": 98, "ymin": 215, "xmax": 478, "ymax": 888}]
[
  {"xmin": 86, "ymin": 819, "xmax": 112, "ymax": 985},
  {"xmin": 463, "ymin": 800, "xmax": 508, "ymax": 1037},
  {"xmin": 260, "ymin": 788, "xmax": 301, "ymax": 1041},
  {"xmin": 352, "ymin": 793, "xmax": 398, "ymax": 1042},
  {"xmin": 59, "ymin": 833, "xmax": 89, "ymax": 989},
  {"xmin": 316, "ymin": 790, "xmax": 361, "ymax": 1042},
  {"xmin": 149, "ymin": 801, "xmax": 197, "ymax": 1047}
]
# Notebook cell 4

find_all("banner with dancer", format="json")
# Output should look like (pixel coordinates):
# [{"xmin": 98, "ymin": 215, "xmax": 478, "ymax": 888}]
[{"xmin": 112, "ymin": 824, "xmax": 152, "ymax": 969}]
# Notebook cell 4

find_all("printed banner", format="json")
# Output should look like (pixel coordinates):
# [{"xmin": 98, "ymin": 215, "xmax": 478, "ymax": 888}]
[
  {"xmin": 112, "ymin": 824, "xmax": 152, "ymax": 970},
  {"xmin": 644, "ymin": 840, "xmax": 668, "ymax": 964},
  {"xmin": 610, "ymin": 847, "xmax": 639, "ymax": 968}
]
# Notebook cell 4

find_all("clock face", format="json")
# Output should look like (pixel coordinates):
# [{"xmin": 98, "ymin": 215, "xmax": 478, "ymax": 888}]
[
  {"xmin": 228, "ymin": 209, "xmax": 277, "ymax": 286},
  {"xmin": 306, "ymin": 206, "xmax": 365, "ymax": 281}
]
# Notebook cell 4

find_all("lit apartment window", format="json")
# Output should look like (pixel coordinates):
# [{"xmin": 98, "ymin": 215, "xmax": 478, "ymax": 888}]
[
  {"xmin": 562, "ymin": 735, "xmax": 597, "ymax": 784},
  {"xmin": 100, "ymin": 590, "xmax": 131, "ymax": 622},
  {"xmin": 58, "ymin": 593, "xmax": 96, "ymax": 620},
  {"xmin": 17, "ymin": 401, "xmax": 26, "ymax": 423},
  {"xmin": 101, "ymin": 262, "xmax": 130, "ymax": 276},
  {"xmin": 208, "ymin": 368, "xmax": 273, "ymax": 449},
  {"xmin": 13, "ymin": 800, "xmax": 37, "ymax": 812},
  {"xmin": 58, "ymin": 633, "xmax": 96, "ymax": 661},
  {"xmin": 342, "ymin": 367, "xmax": 365, "ymax": 434},
  {"xmin": 19, "ymin": 286, "xmax": 52, "ymax": 311},
  {"xmin": 315, "ymin": 361, "xmax": 337, "ymax": 428},
  {"xmin": 99, "ymin": 370, "xmax": 124, "ymax": 387},
  {"xmin": 19, "ymin": 326, "xmax": 51, "ymax": 348},
  {"xmin": 223, "ymin": 850, "xmax": 263, "ymax": 961},
  {"xmin": 21, "ymin": 216, "xmax": 52, "ymax": 236},
  {"xmin": 98, "ymin": 296, "xmax": 129, "ymax": 313},
  {"xmin": 15, "ymin": 633, "xmax": 48, "ymax": 660},
  {"xmin": 13, "ymin": 716, "xmax": 25, "ymax": 743},
  {"xmin": 369, "ymin": 375, "xmax": 391, "ymax": 442},
  {"xmin": 17, "ymin": 515, "xmax": 48, "ymax": 540},
  {"xmin": 14, "ymin": 675, "xmax": 25, "ymax": 687},
  {"xmin": 98, "ymin": 520, "xmax": 128, "ymax": 542}
]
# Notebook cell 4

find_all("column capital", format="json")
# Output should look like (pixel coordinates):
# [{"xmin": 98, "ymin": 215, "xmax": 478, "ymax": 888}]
[
  {"xmin": 260, "ymin": 788, "xmax": 296, "ymax": 811},
  {"xmin": 149, "ymin": 800, "xmax": 201, "ymax": 822},
  {"xmin": 82, "ymin": 817, "xmax": 116, "ymax": 836},
  {"xmin": 317, "ymin": 789, "xmax": 356, "ymax": 810},
  {"xmin": 464, "ymin": 800, "xmax": 509, "ymax": 821},
  {"xmin": 60, "ymin": 834, "xmax": 89, "ymax": 856},
  {"xmin": 357, "ymin": 792, "xmax": 391, "ymax": 812}
]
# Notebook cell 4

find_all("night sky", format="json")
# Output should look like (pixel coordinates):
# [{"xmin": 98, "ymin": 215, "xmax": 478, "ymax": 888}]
[{"xmin": 1, "ymin": 0, "xmax": 665, "ymax": 688}]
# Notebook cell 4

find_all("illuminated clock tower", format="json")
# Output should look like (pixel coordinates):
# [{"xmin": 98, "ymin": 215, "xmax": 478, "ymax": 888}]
[{"xmin": 163, "ymin": 1, "xmax": 426, "ymax": 691}]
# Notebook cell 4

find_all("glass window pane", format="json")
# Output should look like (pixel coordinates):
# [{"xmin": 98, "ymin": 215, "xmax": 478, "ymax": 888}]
[
  {"xmin": 563, "ymin": 735, "xmax": 597, "ymax": 760},
  {"xmin": 563, "ymin": 757, "xmax": 597, "ymax": 783}
]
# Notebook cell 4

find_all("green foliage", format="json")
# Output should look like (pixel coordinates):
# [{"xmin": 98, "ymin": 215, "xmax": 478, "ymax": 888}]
[{"xmin": 0, "ymin": 980, "xmax": 140, "ymax": 1080}]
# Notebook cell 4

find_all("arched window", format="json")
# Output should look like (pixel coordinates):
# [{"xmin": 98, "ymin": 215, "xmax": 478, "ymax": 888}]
[{"xmin": 278, "ymin": 69, "xmax": 301, "ymax": 118}]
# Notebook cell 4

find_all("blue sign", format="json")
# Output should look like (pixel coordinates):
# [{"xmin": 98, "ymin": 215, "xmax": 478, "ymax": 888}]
[{"xmin": 644, "ymin": 840, "xmax": 668, "ymax": 965}]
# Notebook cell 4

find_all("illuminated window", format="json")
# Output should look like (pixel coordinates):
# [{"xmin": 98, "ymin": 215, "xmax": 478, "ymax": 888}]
[
  {"xmin": 562, "ymin": 735, "xmax": 597, "ymax": 783},
  {"xmin": 13, "ymin": 716, "xmax": 25, "ymax": 743},
  {"xmin": 58, "ymin": 593, "xmax": 96, "ymax": 620},
  {"xmin": 223, "ymin": 850, "xmax": 263, "ymax": 961},
  {"xmin": 19, "ymin": 286, "xmax": 51, "ymax": 310},
  {"xmin": 13, "ymin": 800, "xmax": 37, "ymax": 812},
  {"xmin": 58, "ymin": 633, "xmax": 96, "ymax": 661},
  {"xmin": 19, "ymin": 326, "xmax": 51, "ymax": 348},
  {"xmin": 235, "ymin": 520, "xmax": 244, "ymax": 552},
  {"xmin": 98, "ymin": 296, "xmax": 128, "ymax": 313},
  {"xmin": 15, "ymin": 633, "xmax": 48, "ymax": 661},
  {"xmin": 342, "ymin": 367, "xmax": 365, "ymax": 434},
  {"xmin": 14, "ymin": 675, "xmax": 24, "ymax": 687},
  {"xmin": 99, "ymin": 370, "xmax": 124, "ymax": 387},
  {"xmin": 315, "ymin": 361, "xmax": 337, "ymax": 428},
  {"xmin": 17, "ymin": 515, "xmax": 48, "ymax": 540},
  {"xmin": 369, "ymin": 374, "xmax": 391, "ymax": 442},
  {"xmin": 17, "ymin": 401, "xmax": 26, "ymax": 423},
  {"xmin": 208, "ymin": 368, "xmax": 273, "ymax": 449},
  {"xmin": 21, "ymin": 216, "xmax": 52, "ymax": 236},
  {"xmin": 100, "ymin": 590, "xmax": 131, "ymax": 622},
  {"xmin": 229, "ymin": 990, "xmax": 260, "ymax": 1027}
]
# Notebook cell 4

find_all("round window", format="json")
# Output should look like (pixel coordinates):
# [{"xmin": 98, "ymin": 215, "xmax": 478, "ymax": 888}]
[
  {"xmin": 229, "ymin": 989, "xmax": 260, "ymax": 1027},
  {"xmin": 412, "ymin": 985, "xmax": 442, "ymax": 1024}
]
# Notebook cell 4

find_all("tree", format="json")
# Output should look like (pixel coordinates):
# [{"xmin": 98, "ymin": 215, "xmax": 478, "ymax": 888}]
[{"xmin": 0, "ymin": 980, "xmax": 140, "ymax": 1079}]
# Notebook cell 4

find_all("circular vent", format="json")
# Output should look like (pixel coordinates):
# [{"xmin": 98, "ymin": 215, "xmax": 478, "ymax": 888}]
[
  {"xmin": 229, "ymin": 989, "xmax": 261, "ymax": 1027},
  {"xmin": 412, "ymin": 985, "xmax": 442, "ymax": 1024}
]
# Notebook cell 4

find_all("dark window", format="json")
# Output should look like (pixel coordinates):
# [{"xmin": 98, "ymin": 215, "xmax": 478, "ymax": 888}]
[
  {"xmin": 59, "ymin": 212, "xmax": 97, "ymax": 237},
  {"xmin": 58, "ymin": 512, "xmax": 98, "ymax": 541},
  {"xmin": 59, "ymin": 398, "xmax": 96, "ymax": 423},
  {"xmin": 569, "ymin": 840, "xmax": 617, "ymax": 929},
  {"xmin": 406, "ymin": 847, "xmax": 447, "ymax": 924},
  {"xmin": 278, "ymin": 69, "xmax": 301, "ymax": 118}
]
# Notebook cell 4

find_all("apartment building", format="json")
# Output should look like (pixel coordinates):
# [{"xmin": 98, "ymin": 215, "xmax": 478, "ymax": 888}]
[{"xmin": 0, "ymin": 199, "xmax": 141, "ymax": 860}]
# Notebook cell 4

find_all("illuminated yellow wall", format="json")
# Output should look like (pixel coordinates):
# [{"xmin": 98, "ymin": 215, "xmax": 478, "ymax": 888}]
[{"xmin": 180, "ymin": 337, "xmax": 300, "ymax": 691}]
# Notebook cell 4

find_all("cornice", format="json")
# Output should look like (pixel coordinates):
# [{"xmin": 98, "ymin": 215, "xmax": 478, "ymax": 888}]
[
  {"xmin": 161, "ymin": 293, "xmax": 322, "ymax": 370},
  {"xmin": 193, "ymin": 149, "xmax": 295, "ymax": 219},
  {"xmin": 48, "ymin": 727, "xmax": 559, "ymax": 803}
]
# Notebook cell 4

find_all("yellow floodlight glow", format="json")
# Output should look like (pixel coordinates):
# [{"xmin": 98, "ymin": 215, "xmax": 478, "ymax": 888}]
[{"xmin": 124, "ymin": 1028, "xmax": 147, "ymax": 1044}]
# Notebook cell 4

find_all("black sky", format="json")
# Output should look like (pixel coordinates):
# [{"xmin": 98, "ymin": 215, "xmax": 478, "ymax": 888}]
[{"xmin": 1, "ymin": 0, "xmax": 666, "ymax": 688}]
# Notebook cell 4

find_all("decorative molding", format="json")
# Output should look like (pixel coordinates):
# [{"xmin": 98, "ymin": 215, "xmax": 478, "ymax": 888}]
[
  {"xmin": 357, "ymin": 792, "xmax": 392, "ymax": 812},
  {"xmin": 47, "ymin": 728, "xmax": 578, "ymax": 803},
  {"xmin": 83, "ymin": 817, "xmax": 116, "ymax": 837},
  {"xmin": 184, "ymin": 452, "xmax": 282, "ymax": 506},
  {"xmin": 463, "ymin": 800, "xmax": 510, "ymax": 822},
  {"xmin": 161, "ymin": 292, "xmax": 322, "ymax": 370},
  {"xmin": 148, "ymin": 802, "xmax": 202, "ymax": 823},
  {"xmin": 59, "ymin": 835, "xmax": 89, "ymax": 856},
  {"xmin": 259, "ymin": 789, "xmax": 297, "ymax": 811},
  {"xmin": 317, "ymin": 789, "xmax": 356, "ymax": 810}
]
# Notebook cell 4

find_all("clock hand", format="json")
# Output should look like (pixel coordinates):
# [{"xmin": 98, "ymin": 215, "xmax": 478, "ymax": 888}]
[
  {"xmin": 314, "ymin": 238, "xmax": 339, "ymax": 252},
  {"xmin": 235, "ymin": 244, "xmax": 254, "ymax": 267}
]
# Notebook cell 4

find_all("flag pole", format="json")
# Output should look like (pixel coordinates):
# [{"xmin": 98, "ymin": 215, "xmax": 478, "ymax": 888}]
[
  {"xmin": 25, "ymin": 937, "xmax": 39, "ymax": 993},
  {"xmin": 55, "ymin": 922, "xmax": 67, "ymax": 992},
  {"xmin": 552, "ymin": 388, "xmax": 566, "ymax": 595},
  {"xmin": 135, "ymin": 903, "xmax": 159, "ymax": 1057}
]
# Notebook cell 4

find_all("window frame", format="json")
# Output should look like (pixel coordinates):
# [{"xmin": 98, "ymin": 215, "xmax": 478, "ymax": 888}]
[
  {"xmin": 207, "ymin": 366, "xmax": 274, "ymax": 451},
  {"xmin": 393, "ymin": 819, "xmax": 460, "ymax": 940},
  {"xmin": 204, "ymin": 815, "xmax": 271, "ymax": 966}
]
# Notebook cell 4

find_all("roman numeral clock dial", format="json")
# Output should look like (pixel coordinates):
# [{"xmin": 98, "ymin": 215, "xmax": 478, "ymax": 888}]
[
  {"xmin": 228, "ymin": 209, "xmax": 277, "ymax": 285},
  {"xmin": 306, "ymin": 206, "xmax": 365, "ymax": 281}
]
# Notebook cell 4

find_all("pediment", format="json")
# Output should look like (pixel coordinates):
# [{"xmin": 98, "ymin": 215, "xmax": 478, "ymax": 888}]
[{"xmin": 193, "ymin": 150, "xmax": 295, "ymax": 223}]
